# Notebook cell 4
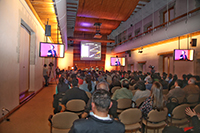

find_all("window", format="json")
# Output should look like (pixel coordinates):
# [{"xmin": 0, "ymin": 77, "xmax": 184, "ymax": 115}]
[
  {"xmin": 163, "ymin": 7, "xmax": 175, "ymax": 23},
  {"xmin": 135, "ymin": 28, "xmax": 140, "ymax": 36}
]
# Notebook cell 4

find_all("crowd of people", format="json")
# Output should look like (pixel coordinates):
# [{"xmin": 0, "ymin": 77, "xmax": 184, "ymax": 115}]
[{"xmin": 47, "ymin": 66, "xmax": 200, "ymax": 133}]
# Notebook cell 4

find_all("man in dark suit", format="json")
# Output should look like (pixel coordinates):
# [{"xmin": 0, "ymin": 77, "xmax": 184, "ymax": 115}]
[
  {"xmin": 69, "ymin": 89, "xmax": 125, "ymax": 133},
  {"xmin": 81, "ymin": 81, "xmax": 118, "ymax": 119},
  {"xmin": 60, "ymin": 78, "xmax": 89, "ymax": 111},
  {"xmin": 115, "ymin": 58, "xmax": 121, "ymax": 66},
  {"xmin": 47, "ymin": 45, "xmax": 57, "ymax": 57},
  {"xmin": 179, "ymin": 51, "xmax": 188, "ymax": 60}
]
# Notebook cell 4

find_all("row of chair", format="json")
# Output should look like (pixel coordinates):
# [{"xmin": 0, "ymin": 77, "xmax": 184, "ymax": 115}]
[{"xmin": 119, "ymin": 103, "xmax": 200, "ymax": 133}]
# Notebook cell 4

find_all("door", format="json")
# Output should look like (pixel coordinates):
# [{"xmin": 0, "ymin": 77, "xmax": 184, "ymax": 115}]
[{"xmin": 19, "ymin": 25, "xmax": 30, "ymax": 94}]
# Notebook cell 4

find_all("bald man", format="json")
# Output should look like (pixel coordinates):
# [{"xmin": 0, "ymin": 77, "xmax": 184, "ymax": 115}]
[{"xmin": 183, "ymin": 77, "xmax": 200, "ymax": 97}]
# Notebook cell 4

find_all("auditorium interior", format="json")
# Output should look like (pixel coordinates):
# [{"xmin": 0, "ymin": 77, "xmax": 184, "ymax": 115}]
[{"xmin": 0, "ymin": 0, "xmax": 200, "ymax": 132}]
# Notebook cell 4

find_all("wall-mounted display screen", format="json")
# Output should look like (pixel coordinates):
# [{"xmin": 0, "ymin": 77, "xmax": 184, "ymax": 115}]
[
  {"xmin": 110, "ymin": 57, "xmax": 125, "ymax": 66},
  {"xmin": 174, "ymin": 49, "xmax": 194, "ymax": 61},
  {"xmin": 39, "ymin": 42, "xmax": 65, "ymax": 58},
  {"xmin": 81, "ymin": 42, "xmax": 101, "ymax": 60}
]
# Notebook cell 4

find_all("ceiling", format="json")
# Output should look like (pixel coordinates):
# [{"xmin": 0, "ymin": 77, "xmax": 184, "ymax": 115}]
[{"xmin": 27, "ymin": 0, "xmax": 150, "ymax": 45}]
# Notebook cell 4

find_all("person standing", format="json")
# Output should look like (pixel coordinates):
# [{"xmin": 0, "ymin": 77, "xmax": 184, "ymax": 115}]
[{"xmin": 43, "ymin": 64, "xmax": 49, "ymax": 86}]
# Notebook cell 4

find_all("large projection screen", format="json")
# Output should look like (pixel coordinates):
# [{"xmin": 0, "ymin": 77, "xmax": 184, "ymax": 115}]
[{"xmin": 81, "ymin": 42, "xmax": 101, "ymax": 60}]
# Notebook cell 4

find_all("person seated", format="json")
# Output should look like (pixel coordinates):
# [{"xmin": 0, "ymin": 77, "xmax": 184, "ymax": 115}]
[
  {"xmin": 183, "ymin": 77, "xmax": 200, "ymax": 97},
  {"xmin": 79, "ymin": 75, "xmax": 95, "ymax": 93},
  {"xmin": 145, "ymin": 78, "xmax": 153, "ymax": 91},
  {"xmin": 69, "ymin": 89, "xmax": 125, "ymax": 133},
  {"xmin": 165, "ymin": 79, "xmax": 185, "ymax": 102},
  {"xmin": 162, "ymin": 107, "xmax": 200, "ymax": 133},
  {"xmin": 60, "ymin": 78, "xmax": 89, "ymax": 112},
  {"xmin": 81, "ymin": 81, "xmax": 118, "ymax": 120},
  {"xmin": 111, "ymin": 80, "xmax": 133, "ymax": 100},
  {"xmin": 139, "ymin": 81, "xmax": 164, "ymax": 118},
  {"xmin": 55, "ymin": 76, "xmax": 70, "ymax": 94},
  {"xmin": 132, "ymin": 81, "xmax": 150, "ymax": 104}
]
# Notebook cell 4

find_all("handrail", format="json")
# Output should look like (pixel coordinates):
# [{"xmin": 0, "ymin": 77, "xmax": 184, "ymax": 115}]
[{"xmin": 114, "ymin": 7, "xmax": 200, "ymax": 47}]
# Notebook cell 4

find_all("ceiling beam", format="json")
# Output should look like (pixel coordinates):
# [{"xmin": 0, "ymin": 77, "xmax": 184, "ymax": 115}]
[{"xmin": 68, "ymin": 37, "xmax": 115, "ymax": 43}]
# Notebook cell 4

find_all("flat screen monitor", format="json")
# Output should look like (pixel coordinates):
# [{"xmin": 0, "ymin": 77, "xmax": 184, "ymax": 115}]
[
  {"xmin": 174, "ymin": 49, "xmax": 194, "ymax": 61},
  {"xmin": 39, "ymin": 42, "xmax": 65, "ymax": 58},
  {"xmin": 81, "ymin": 42, "xmax": 101, "ymax": 60},
  {"xmin": 110, "ymin": 57, "xmax": 125, "ymax": 66}
]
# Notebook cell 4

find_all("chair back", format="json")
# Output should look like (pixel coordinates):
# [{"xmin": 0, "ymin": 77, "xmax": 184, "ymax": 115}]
[
  {"xmin": 176, "ymin": 96, "xmax": 186, "ymax": 104},
  {"xmin": 135, "ymin": 96, "xmax": 148, "ymax": 107},
  {"xmin": 52, "ymin": 112, "xmax": 79, "ymax": 129},
  {"xmin": 186, "ymin": 94, "xmax": 199, "ymax": 103},
  {"xmin": 171, "ymin": 104, "xmax": 189, "ymax": 120},
  {"xmin": 119, "ymin": 108, "xmax": 142, "ymax": 124},
  {"xmin": 129, "ymin": 85, "xmax": 135, "ymax": 91},
  {"xmin": 147, "ymin": 108, "xmax": 168, "ymax": 122},
  {"xmin": 132, "ymin": 90, "xmax": 136, "ymax": 96},
  {"xmin": 85, "ymin": 91, "xmax": 92, "ymax": 99},
  {"xmin": 117, "ymin": 98, "xmax": 132, "ymax": 110},
  {"xmin": 66, "ymin": 99, "xmax": 86, "ymax": 114},
  {"xmin": 194, "ymin": 104, "xmax": 200, "ymax": 114},
  {"xmin": 111, "ymin": 86, "xmax": 121, "ymax": 94},
  {"xmin": 163, "ymin": 89, "xmax": 168, "ymax": 95}
]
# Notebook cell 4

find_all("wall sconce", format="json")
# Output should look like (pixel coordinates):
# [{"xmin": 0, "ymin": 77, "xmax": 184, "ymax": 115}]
[{"xmin": 138, "ymin": 47, "xmax": 143, "ymax": 53}]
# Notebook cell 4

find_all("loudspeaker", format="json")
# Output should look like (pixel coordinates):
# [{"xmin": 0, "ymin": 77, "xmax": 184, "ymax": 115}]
[
  {"xmin": 125, "ymin": 50, "xmax": 131, "ymax": 57},
  {"xmin": 190, "ymin": 39, "xmax": 197, "ymax": 47},
  {"xmin": 45, "ymin": 25, "xmax": 51, "ymax": 36}
]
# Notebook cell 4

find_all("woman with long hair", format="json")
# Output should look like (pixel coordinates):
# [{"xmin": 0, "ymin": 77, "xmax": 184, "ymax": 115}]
[
  {"xmin": 79, "ymin": 74, "xmax": 95, "ymax": 93},
  {"xmin": 55, "ymin": 76, "xmax": 69, "ymax": 94},
  {"xmin": 139, "ymin": 81, "xmax": 164, "ymax": 118}
]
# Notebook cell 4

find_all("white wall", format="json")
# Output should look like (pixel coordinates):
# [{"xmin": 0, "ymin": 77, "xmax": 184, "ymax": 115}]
[
  {"xmin": 126, "ymin": 34, "xmax": 200, "ymax": 78},
  {"xmin": 0, "ymin": 0, "xmax": 48, "ymax": 118}
]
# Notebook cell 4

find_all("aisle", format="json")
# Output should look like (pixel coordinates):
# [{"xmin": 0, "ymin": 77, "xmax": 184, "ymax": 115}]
[{"xmin": 0, "ymin": 82, "xmax": 56, "ymax": 133}]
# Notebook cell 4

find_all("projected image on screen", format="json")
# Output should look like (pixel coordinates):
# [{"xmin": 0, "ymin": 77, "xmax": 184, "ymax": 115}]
[
  {"xmin": 81, "ymin": 42, "xmax": 101, "ymax": 60},
  {"xmin": 174, "ymin": 49, "xmax": 194, "ymax": 61},
  {"xmin": 110, "ymin": 57, "xmax": 125, "ymax": 66},
  {"xmin": 39, "ymin": 42, "xmax": 65, "ymax": 58}
]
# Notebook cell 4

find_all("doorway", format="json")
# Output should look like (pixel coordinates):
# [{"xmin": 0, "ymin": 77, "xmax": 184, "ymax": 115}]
[{"xmin": 19, "ymin": 24, "xmax": 32, "ymax": 103}]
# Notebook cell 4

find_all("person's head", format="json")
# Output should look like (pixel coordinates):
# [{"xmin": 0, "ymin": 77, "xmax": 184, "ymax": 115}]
[
  {"xmin": 188, "ymin": 77, "xmax": 196, "ymax": 85},
  {"xmin": 135, "ymin": 81, "xmax": 146, "ymax": 91},
  {"xmin": 151, "ymin": 81, "xmax": 163, "ymax": 110},
  {"xmin": 59, "ymin": 77, "xmax": 64, "ymax": 83},
  {"xmin": 44, "ymin": 64, "xmax": 47, "ymax": 67},
  {"xmin": 182, "ymin": 51, "xmax": 186, "ymax": 55},
  {"xmin": 51, "ymin": 45, "xmax": 55, "ymax": 50},
  {"xmin": 122, "ymin": 80, "xmax": 129, "ymax": 89},
  {"xmin": 182, "ymin": 74, "xmax": 187, "ymax": 80},
  {"xmin": 91, "ymin": 89, "xmax": 112, "ymax": 113},
  {"xmin": 146, "ymin": 78, "xmax": 153, "ymax": 84},
  {"xmin": 174, "ymin": 79, "xmax": 183, "ymax": 88},
  {"xmin": 71, "ymin": 78, "xmax": 78, "ymax": 87},
  {"xmin": 124, "ymin": 73, "xmax": 129, "ymax": 79},
  {"xmin": 96, "ymin": 81, "xmax": 109, "ymax": 91},
  {"xmin": 85, "ymin": 75, "xmax": 92, "ymax": 91}
]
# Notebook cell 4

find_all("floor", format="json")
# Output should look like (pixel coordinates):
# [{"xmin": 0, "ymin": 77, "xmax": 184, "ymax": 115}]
[
  {"xmin": 0, "ymin": 81, "xmax": 189, "ymax": 133},
  {"xmin": 0, "ymin": 82, "xmax": 56, "ymax": 133}
]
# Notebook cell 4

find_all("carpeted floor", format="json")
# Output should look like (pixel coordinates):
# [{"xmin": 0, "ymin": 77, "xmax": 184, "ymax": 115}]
[{"xmin": 0, "ymin": 82, "xmax": 56, "ymax": 133}]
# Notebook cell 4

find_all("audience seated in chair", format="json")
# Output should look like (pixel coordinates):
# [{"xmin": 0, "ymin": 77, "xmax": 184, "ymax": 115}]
[
  {"xmin": 60, "ymin": 78, "xmax": 89, "ymax": 112},
  {"xmin": 183, "ymin": 77, "xmax": 200, "ymax": 97},
  {"xmin": 139, "ymin": 81, "xmax": 164, "ymax": 118},
  {"xmin": 111, "ymin": 80, "xmax": 133, "ymax": 101},
  {"xmin": 69, "ymin": 89, "xmax": 125, "ymax": 133},
  {"xmin": 165, "ymin": 79, "xmax": 186, "ymax": 103},
  {"xmin": 81, "ymin": 81, "xmax": 118, "ymax": 120},
  {"xmin": 162, "ymin": 107, "xmax": 200, "ymax": 133},
  {"xmin": 132, "ymin": 81, "xmax": 150, "ymax": 103}
]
